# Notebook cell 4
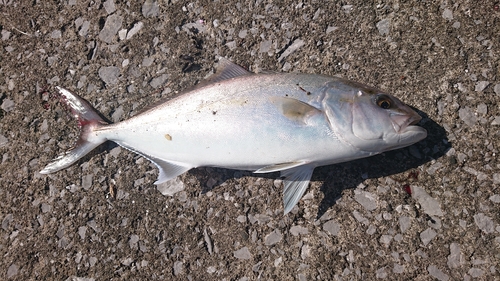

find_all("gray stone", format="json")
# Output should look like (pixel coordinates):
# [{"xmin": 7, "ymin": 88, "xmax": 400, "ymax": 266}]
[
  {"xmin": 323, "ymin": 220, "xmax": 340, "ymax": 236},
  {"xmin": 79, "ymin": 20, "xmax": 90, "ymax": 37},
  {"xmin": 150, "ymin": 74, "xmax": 169, "ymax": 88},
  {"xmin": 0, "ymin": 134, "xmax": 8, "ymax": 148},
  {"xmin": 376, "ymin": 19, "xmax": 391, "ymax": 35},
  {"xmin": 142, "ymin": 0, "xmax": 159, "ymax": 17},
  {"xmin": 473, "ymin": 213, "xmax": 495, "ymax": 233},
  {"xmin": 51, "ymin": 29, "xmax": 62, "ymax": 39},
  {"xmin": 98, "ymin": 66, "xmax": 120, "ymax": 85},
  {"xmin": 111, "ymin": 105, "xmax": 124, "ymax": 122},
  {"xmin": 447, "ymin": 243, "xmax": 463, "ymax": 268},
  {"xmin": 376, "ymin": 266, "xmax": 387, "ymax": 278},
  {"xmin": 326, "ymin": 26, "xmax": 338, "ymax": 33},
  {"xmin": 494, "ymin": 84, "xmax": 500, "ymax": 95},
  {"xmin": 1, "ymin": 99, "xmax": 15, "ymax": 112},
  {"xmin": 354, "ymin": 190, "xmax": 378, "ymax": 211},
  {"xmin": 7, "ymin": 264, "xmax": 18, "ymax": 278},
  {"xmin": 420, "ymin": 228, "xmax": 437, "ymax": 246},
  {"xmin": 173, "ymin": 261, "xmax": 183, "ymax": 276},
  {"xmin": 411, "ymin": 186, "xmax": 443, "ymax": 216},
  {"xmin": 380, "ymin": 235, "xmax": 393, "ymax": 247},
  {"xmin": 99, "ymin": 14, "xmax": 123, "ymax": 43},
  {"xmin": 468, "ymin": 268, "xmax": 484, "ymax": 278},
  {"xmin": 103, "ymin": 0, "xmax": 116, "ymax": 14},
  {"xmin": 78, "ymin": 226, "xmax": 87, "ymax": 240},
  {"xmin": 475, "ymin": 81, "xmax": 490, "ymax": 92},
  {"xmin": 393, "ymin": 264, "xmax": 404, "ymax": 274},
  {"xmin": 264, "ymin": 230, "xmax": 282, "ymax": 246},
  {"xmin": 1, "ymin": 30, "xmax": 11, "ymax": 40},
  {"xmin": 278, "ymin": 39, "xmax": 305, "ymax": 62},
  {"xmin": 442, "ymin": 8, "xmax": 453, "ymax": 20},
  {"xmin": 234, "ymin": 247, "xmax": 252, "ymax": 259},
  {"xmin": 157, "ymin": 177, "xmax": 185, "ymax": 196},
  {"xmin": 458, "ymin": 107, "xmax": 477, "ymax": 127},
  {"xmin": 489, "ymin": 194, "xmax": 500, "ymax": 203},
  {"xmin": 127, "ymin": 22, "xmax": 144, "ymax": 40},
  {"xmin": 290, "ymin": 225, "xmax": 308, "ymax": 236},
  {"xmin": 259, "ymin": 40, "xmax": 272, "ymax": 53},
  {"xmin": 427, "ymin": 265, "xmax": 449, "ymax": 281},
  {"xmin": 399, "ymin": 216, "xmax": 411, "ymax": 233},
  {"xmin": 2, "ymin": 214, "xmax": 14, "ymax": 230},
  {"xmin": 82, "ymin": 174, "xmax": 92, "ymax": 190}
]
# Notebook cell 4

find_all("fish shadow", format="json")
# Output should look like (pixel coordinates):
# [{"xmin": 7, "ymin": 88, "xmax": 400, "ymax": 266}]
[{"xmin": 198, "ymin": 111, "xmax": 450, "ymax": 219}]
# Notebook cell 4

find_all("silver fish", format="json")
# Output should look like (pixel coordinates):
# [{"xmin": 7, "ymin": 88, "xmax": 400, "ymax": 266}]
[{"xmin": 41, "ymin": 59, "xmax": 427, "ymax": 214}]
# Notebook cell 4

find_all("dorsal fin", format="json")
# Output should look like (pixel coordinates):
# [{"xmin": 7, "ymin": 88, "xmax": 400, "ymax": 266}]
[
  {"xmin": 207, "ymin": 57, "xmax": 253, "ymax": 83},
  {"xmin": 135, "ymin": 58, "xmax": 253, "ymax": 115}
]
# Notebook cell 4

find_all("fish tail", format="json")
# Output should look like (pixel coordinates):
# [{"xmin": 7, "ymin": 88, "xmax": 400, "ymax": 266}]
[{"xmin": 40, "ymin": 87, "xmax": 109, "ymax": 174}]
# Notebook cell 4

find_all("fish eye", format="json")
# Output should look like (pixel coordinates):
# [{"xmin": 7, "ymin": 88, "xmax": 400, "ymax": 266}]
[{"xmin": 376, "ymin": 95, "xmax": 392, "ymax": 109}]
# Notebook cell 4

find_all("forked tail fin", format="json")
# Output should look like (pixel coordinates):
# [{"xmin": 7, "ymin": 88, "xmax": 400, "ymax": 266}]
[{"xmin": 40, "ymin": 87, "xmax": 109, "ymax": 174}]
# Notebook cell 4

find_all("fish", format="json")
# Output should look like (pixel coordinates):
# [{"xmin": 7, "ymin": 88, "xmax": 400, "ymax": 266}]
[{"xmin": 40, "ymin": 58, "xmax": 427, "ymax": 214}]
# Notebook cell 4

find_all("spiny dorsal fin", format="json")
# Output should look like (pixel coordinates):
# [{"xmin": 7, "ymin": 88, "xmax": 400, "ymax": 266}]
[
  {"xmin": 205, "ymin": 57, "xmax": 253, "ymax": 83},
  {"xmin": 135, "ymin": 58, "xmax": 253, "ymax": 115}
]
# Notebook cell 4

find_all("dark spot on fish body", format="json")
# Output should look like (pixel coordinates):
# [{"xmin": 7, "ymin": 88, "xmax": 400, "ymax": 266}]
[{"xmin": 212, "ymin": 111, "xmax": 217, "ymax": 115}]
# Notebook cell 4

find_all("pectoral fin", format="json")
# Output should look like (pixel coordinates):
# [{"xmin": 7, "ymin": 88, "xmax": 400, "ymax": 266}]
[
  {"xmin": 254, "ymin": 161, "xmax": 309, "ymax": 173},
  {"xmin": 270, "ymin": 97, "xmax": 322, "ymax": 125}
]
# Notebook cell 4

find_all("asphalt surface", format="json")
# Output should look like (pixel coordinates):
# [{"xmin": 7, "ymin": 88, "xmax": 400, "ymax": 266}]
[{"xmin": 1, "ymin": 1, "xmax": 499, "ymax": 280}]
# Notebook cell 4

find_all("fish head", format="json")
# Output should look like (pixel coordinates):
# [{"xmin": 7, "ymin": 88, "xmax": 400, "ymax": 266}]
[{"xmin": 324, "ymin": 80, "xmax": 427, "ymax": 153}]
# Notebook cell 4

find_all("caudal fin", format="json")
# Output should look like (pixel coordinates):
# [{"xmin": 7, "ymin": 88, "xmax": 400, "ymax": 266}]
[{"xmin": 40, "ymin": 87, "xmax": 109, "ymax": 174}]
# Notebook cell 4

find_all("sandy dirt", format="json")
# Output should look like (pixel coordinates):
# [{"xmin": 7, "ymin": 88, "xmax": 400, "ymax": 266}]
[{"xmin": 1, "ymin": 0, "xmax": 499, "ymax": 280}]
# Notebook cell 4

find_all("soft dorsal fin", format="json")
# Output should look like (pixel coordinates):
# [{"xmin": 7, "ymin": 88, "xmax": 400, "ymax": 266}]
[{"xmin": 205, "ymin": 57, "xmax": 253, "ymax": 83}]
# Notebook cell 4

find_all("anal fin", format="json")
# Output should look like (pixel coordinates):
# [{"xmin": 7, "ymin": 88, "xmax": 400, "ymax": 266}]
[
  {"xmin": 151, "ymin": 157, "xmax": 192, "ymax": 184},
  {"xmin": 118, "ymin": 144, "xmax": 192, "ymax": 184}
]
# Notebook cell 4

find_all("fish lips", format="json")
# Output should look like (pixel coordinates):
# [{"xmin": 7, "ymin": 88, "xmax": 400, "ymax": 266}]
[{"xmin": 390, "ymin": 112, "xmax": 428, "ymax": 143}]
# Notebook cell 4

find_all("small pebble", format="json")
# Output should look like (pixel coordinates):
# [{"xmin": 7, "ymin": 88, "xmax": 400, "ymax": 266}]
[
  {"xmin": 475, "ymin": 81, "xmax": 490, "ymax": 92},
  {"xmin": 420, "ymin": 228, "xmax": 437, "ymax": 246},
  {"xmin": 234, "ymin": 247, "xmax": 252, "ymax": 260},
  {"xmin": 427, "ymin": 265, "xmax": 449, "ymax": 281},
  {"xmin": 290, "ymin": 225, "xmax": 308, "ymax": 236},
  {"xmin": 99, "ymin": 14, "xmax": 123, "ymax": 43},
  {"xmin": 142, "ymin": 0, "xmax": 160, "ymax": 17},
  {"xmin": 442, "ymin": 8, "xmax": 453, "ymax": 20},
  {"xmin": 98, "ymin": 66, "xmax": 120, "ymax": 85},
  {"xmin": 411, "ymin": 186, "xmax": 444, "ymax": 216},
  {"xmin": 376, "ymin": 19, "xmax": 390, "ymax": 35},
  {"xmin": 354, "ymin": 190, "xmax": 377, "ymax": 211},
  {"xmin": 473, "ymin": 213, "xmax": 494, "ymax": 233},
  {"xmin": 447, "ymin": 243, "xmax": 464, "ymax": 268},
  {"xmin": 323, "ymin": 220, "xmax": 340, "ymax": 236},
  {"xmin": 264, "ymin": 230, "xmax": 282, "ymax": 246}
]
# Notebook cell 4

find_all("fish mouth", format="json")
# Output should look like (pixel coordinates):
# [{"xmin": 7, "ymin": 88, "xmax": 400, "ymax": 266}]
[{"xmin": 390, "ymin": 111, "xmax": 423, "ymax": 133}]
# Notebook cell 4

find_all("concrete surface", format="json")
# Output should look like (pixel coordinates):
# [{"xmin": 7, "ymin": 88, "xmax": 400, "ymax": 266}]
[{"xmin": 0, "ymin": 0, "xmax": 499, "ymax": 280}]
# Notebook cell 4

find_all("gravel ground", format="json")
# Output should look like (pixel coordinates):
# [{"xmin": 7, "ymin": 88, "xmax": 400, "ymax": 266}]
[{"xmin": 1, "ymin": 1, "xmax": 499, "ymax": 280}]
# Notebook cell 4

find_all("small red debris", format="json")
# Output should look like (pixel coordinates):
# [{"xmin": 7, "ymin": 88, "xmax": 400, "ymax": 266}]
[{"xmin": 403, "ymin": 184, "xmax": 412, "ymax": 195}]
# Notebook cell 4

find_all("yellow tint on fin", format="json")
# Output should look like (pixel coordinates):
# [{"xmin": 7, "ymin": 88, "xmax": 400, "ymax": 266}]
[{"xmin": 270, "ymin": 97, "xmax": 322, "ymax": 125}]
